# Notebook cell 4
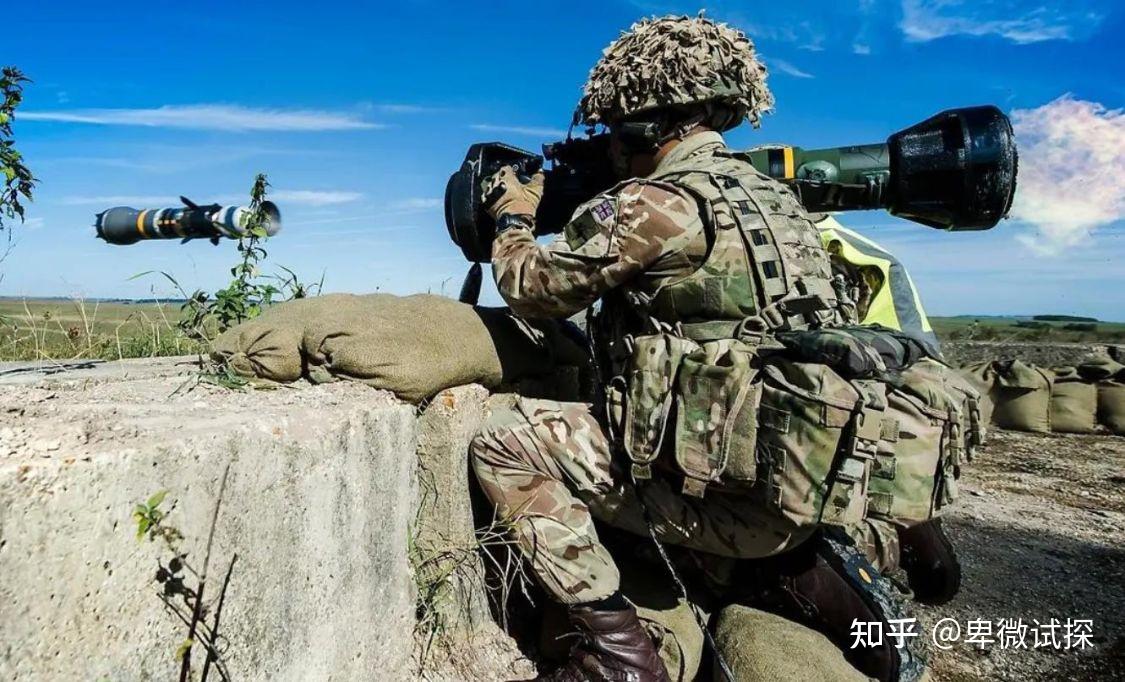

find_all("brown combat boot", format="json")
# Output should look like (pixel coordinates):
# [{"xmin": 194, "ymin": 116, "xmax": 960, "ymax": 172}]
[
  {"xmin": 537, "ymin": 604, "xmax": 671, "ymax": 682},
  {"xmin": 898, "ymin": 518, "xmax": 961, "ymax": 606},
  {"xmin": 743, "ymin": 529, "xmax": 927, "ymax": 682}
]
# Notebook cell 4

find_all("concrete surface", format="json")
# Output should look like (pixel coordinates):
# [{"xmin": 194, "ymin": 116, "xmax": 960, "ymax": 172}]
[
  {"xmin": 413, "ymin": 387, "xmax": 533, "ymax": 680},
  {"xmin": 1, "ymin": 357, "xmax": 421, "ymax": 680}
]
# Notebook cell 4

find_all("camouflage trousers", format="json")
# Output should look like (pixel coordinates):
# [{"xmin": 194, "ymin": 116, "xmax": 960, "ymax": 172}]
[
  {"xmin": 851, "ymin": 518, "xmax": 902, "ymax": 574},
  {"xmin": 470, "ymin": 398, "xmax": 814, "ymax": 605}
]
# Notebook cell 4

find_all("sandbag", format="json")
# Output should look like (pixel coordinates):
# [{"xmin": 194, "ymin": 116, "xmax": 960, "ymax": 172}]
[
  {"xmin": 958, "ymin": 360, "xmax": 997, "ymax": 427},
  {"xmin": 1077, "ymin": 356, "xmax": 1124, "ymax": 382},
  {"xmin": 1107, "ymin": 345, "xmax": 1125, "ymax": 364},
  {"xmin": 627, "ymin": 575, "xmax": 705, "ymax": 682},
  {"xmin": 1049, "ymin": 370, "xmax": 1097, "ymax": 434},
  {"xmin": 211, "ymin": 293, "xmax": 590, "ymax": 403},
  {"xmin": 1098, "ymin": 381, "xmax": 1125, "ymax": 435},
  {"xmin": 991, "ymin": 360, "xmax": 1052, "ymax": 433},
  {"xmin": 712, "ymin": 605, "xmax": 870, "ymax": 682}
]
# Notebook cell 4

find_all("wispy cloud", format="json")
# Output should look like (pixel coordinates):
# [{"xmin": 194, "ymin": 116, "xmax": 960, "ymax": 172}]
[
  {"xmin": 1008, "ymin": 95, "xmax": 1125, "ymax": 252},
  {"xmin": 899, "ymin": 0, "xmax": 1104, "ymax": 44},
  {"xmin": 61, "ymin": 195, "xmax": 180, "ymax": 206},
  {"xmin": 62, "ymin": 189, "xmax": 364, "ymax": 207},
  {"xmin": 362, "ymin": 103, "xmax": 447, "ymax": 114},
  {"xmin": 469, "ymin": 123, "xmax": 569, "ymax": 138},
  {"xmin": 20, "ymin": 104, "xmax": 384, "ymax": 131},
  {"xmin": 39, "ymin": 144, "xmax": 323, "ymax": 174},
  {"xmin": 852, "ymin": 0, "xmax": 877, "ymax": 55},
  {"xmin": 769, "ymin": 22, "xmax": 825, "ymax": 52},
  {"xmin": 769, "ymin": 58, "xmax": 815, "ymax": 79},
  {"xmin": 269, "ymin": 190, "xmax": 364, "ymax": 206},
  {"xmin": 387, "ymin": 197, "xmax": 442, "ymax": 212}
]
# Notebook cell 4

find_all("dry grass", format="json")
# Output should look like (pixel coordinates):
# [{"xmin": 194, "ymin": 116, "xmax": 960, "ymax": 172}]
[{"xmin": 0, "ymin": 297, "xmax": 204, "ymax": 362}]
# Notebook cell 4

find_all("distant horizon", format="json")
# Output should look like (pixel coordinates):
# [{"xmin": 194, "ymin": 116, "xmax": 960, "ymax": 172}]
[{"xmin": 2, "ymin": 295, "xmax": 1122, "ymax": 325}]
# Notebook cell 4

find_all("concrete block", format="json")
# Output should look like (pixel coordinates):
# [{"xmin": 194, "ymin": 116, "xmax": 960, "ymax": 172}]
[{"xmin": 1, "ymin": 358, "xmax": 418, "ymax": 680}]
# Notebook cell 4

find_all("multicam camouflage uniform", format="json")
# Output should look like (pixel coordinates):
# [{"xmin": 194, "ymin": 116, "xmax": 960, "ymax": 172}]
[{"xmin": 471, "ymin": 131, "xmax": 842, "ymax": 604}]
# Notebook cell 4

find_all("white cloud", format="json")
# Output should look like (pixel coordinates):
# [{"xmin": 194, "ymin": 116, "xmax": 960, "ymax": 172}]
[
  {"xmin": 62, "ymin": 189, "xmax": 363, "ymax": 208},
  {"xmin": 364, "ymin": 103, "xmax": 446, "ymax": 114},
  {"xmin": 740, "ymin": 18, "xmax": 826, "ymax": 51},
  {"xmin": 1008, "ymin": 96, "xmax": 1125, "ymax": 252},
  {"xmin": 20, "ymin": 104, "xmax": 384, "ymax": 131},
  {"xmin": 899, "ymin": 0, "xmax": 1104, "ymax": 44},
  {"xmin": 61, "ymin": 195, "xmax": 180, "ymax": 206},
  {"xmin": 269, "ymin": 190, "xmax": 364, "ymax": 206},
  {"xmin": 469, "ymin": 123, "xmax": 569, "ymax": 138},
  {"xmin": 852, "ymin": 43, "xmax": 872, "ymax": 55},
  {"xmin": 387, "ymin": 197, "xmax": 442, "ymax": 212},
  {"xmin": 769, "ymin": 58, "xmax": 815, "ymax": 79}
]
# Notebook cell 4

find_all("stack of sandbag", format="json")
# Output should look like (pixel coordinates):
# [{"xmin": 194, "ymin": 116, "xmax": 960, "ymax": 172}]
[
  {"xmin": 211, "ymin": 293, "xmax": 591, "ymax": 403},
  {"xmin": 991, "ymin": 359, "xmax": 1053, "ymax": 433},
  {"xmin": 961, "ymin": 354, "xmax": 1125, "ymax": 436},
  {"xmin": 1079, "ymin": 355, "xmax": 1125, "ymax": 435}
]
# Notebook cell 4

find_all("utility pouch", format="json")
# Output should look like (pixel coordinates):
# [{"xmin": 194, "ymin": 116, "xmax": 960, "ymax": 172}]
[
  {"xmin": 944, "ymin": 369, "xmax": 986, "ymax": 461},
  {"xmin": 755, "ymin": 359, "xmax": 874, "ymax": 529},
  {"xmin": 614, "ymin": 333, "xmax": 699, "ymax": 479},
  {"xmin": 672, "ymin": 339, "xmax": 761, "ymax": 497},
  {"xmin": 869, "ymin": 359, "xmax": 965, "ymax": 526},
  {"xmin": 823, "ymin": 379, "xmax": 886, "ymax": 527}
]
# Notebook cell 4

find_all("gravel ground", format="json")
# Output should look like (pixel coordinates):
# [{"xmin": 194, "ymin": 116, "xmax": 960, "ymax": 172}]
[
  {"xmin": 921, "ymin": 428, "xmax": 1125, "ymax": 681},
  {"xmin": 942, "ymin": 341, "xmax": 1109, "ymax": 368}
]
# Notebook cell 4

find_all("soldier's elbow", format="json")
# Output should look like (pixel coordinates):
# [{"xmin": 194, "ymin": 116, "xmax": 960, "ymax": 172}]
[{"xmin": 503, "ymin": 293, "xmax": 573, "ymax": 320}]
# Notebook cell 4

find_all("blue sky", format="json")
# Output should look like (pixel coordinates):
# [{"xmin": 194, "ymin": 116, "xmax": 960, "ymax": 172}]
[{"xmin": 4, "ymin": 0, "xmax": 1124, "ymax": 319}]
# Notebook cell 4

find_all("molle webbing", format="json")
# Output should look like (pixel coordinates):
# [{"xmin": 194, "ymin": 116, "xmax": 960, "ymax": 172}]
[{"xmin": 645, "ymin": 156, "xmax": 838, "ymax": 334}]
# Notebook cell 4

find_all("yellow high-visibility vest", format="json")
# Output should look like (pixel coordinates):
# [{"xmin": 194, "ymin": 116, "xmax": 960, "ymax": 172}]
[{"xmin": 817, "ymin": 216, "xmax": 939, "ymax": 348}]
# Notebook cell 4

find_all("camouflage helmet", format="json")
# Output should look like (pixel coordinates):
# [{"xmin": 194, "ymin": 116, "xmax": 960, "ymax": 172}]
[{"xmin": 576, "ymin": 14, "xmax": 774, "ymax": 131}]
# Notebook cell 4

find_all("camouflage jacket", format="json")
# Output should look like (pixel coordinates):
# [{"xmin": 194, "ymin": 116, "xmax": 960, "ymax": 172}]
[
  {"xmin": 491, "ymin": 133, "xmax": 717, "ymax": 319},
  {"xmin": 493, "ymin": 131, "xmax": 840, "ymax": 336}
]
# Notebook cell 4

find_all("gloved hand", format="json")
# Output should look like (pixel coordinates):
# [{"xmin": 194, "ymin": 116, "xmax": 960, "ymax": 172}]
[{"xmin": 481, "ymin": 165, "xmax": 545, "ymax": 219}]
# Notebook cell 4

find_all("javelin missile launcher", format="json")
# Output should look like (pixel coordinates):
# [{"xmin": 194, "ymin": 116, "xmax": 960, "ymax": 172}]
[{"xmin": 445, "ymin": 105, "xmax": 1018, "ymax": 263}]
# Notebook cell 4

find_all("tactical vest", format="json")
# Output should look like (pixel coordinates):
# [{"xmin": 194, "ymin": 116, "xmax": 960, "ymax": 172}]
[
  {"xmin": 588, "ymin": 147, "xmax": 972, "ymax": 535},
  {"xmin": 599, "ymin": 149, "xmax": 843, "ymax": 345}
]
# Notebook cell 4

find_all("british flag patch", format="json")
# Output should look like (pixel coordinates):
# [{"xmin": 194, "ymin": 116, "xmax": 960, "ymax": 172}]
[{"xmin": 592, "ymin": 199, "xmax": 614, "ymax": 222}]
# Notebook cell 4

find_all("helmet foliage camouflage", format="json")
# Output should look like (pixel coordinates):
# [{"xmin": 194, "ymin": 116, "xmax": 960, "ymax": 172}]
[{"xmin": 577, "ymin": 14, "xmax": 774, "ymax": 131}]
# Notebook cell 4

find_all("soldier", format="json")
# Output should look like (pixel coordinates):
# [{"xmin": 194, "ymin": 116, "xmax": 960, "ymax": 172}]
[{"xmin": 470, "ymin": 15, "xmax": 924, "ymax": 682}]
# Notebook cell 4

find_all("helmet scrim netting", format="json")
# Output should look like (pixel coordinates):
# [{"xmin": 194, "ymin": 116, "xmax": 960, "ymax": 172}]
[{"xmin": 577, "ymin": 14, "xmax": 774, "ymax": 131}]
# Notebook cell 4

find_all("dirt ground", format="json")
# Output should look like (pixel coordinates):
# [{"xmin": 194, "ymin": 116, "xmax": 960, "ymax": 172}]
[{"xmin": 921, "ymin": 428, "xmax": 1125, "ymax": 681}]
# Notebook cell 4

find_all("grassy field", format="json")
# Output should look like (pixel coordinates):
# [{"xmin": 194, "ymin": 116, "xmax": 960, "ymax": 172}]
[
  {"xmin": 2, "ymin": 299, "xmax": 1122, "ymax": 362},
  {"xmin": 0, "ymin": 298, "xmax": 204, "ymax": 362},
  {"xmin": 930, "ymin": 315, "xmax": 1125, "ymax": 345}
]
